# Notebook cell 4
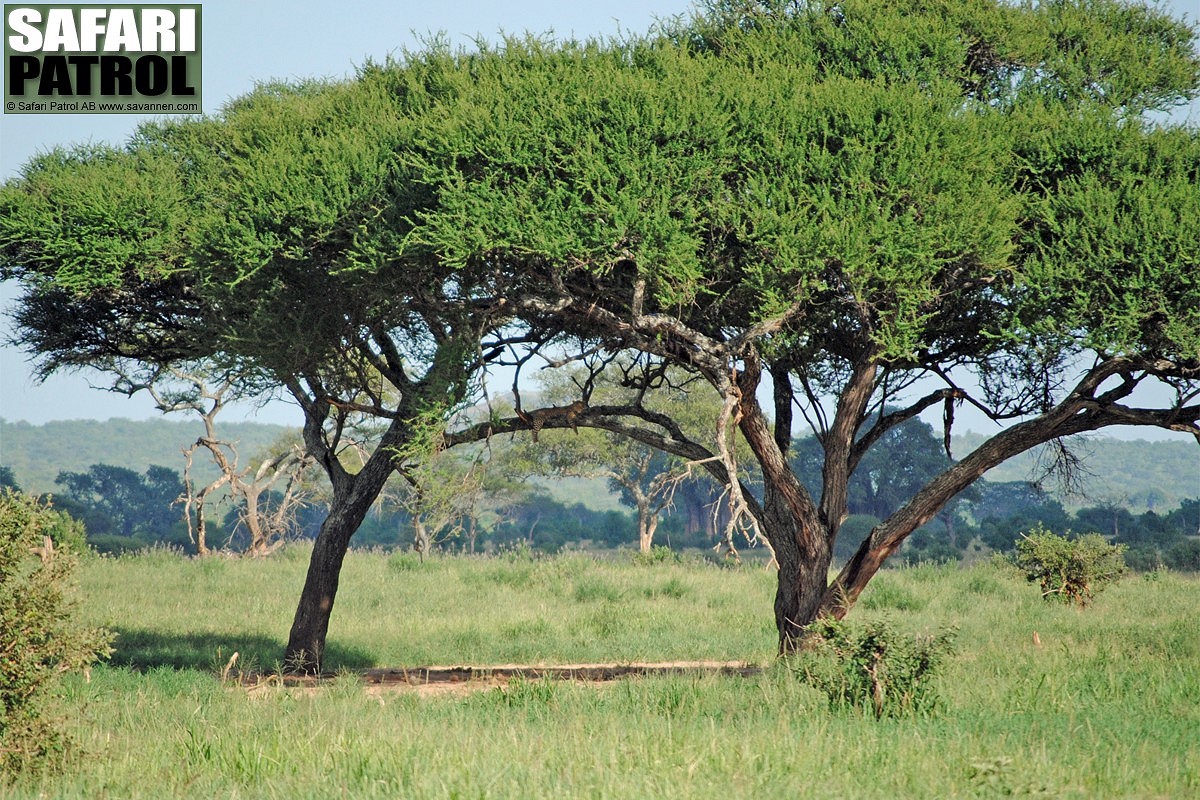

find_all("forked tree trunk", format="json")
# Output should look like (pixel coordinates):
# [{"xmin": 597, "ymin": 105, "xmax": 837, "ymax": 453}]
[
  {"xmin": 733, "ymin": 364, "xmax": 838, "ymax": 654},
  {"xmin": 636, "ymin": 500, "xmax": 658, "ymax": 553},
  {"xmin": 242, "ymin": 483, "xmax": 270, "ymax": 556}
]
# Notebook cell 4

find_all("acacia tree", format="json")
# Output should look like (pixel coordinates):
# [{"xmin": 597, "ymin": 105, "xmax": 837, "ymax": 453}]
[
  {"xmin": 504, "ymin": 362, "xmax": 760, "ymax": 553},
  {"xmin": 507, "ymin": 384, "xmax": 687, "ymax": 553},
  {"xmin": 420, "ymin": 0, "xmax": 1200, "ymax": 650},
  {"xmin": 0, "ymin": 67, "xmax": 550, "ymax": 672}
]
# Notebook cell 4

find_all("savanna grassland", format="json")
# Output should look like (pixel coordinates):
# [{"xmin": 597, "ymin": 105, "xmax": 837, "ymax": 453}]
[{"xmin": 6, "ymin": 547, "xmax": 1199, "ymax": 799}]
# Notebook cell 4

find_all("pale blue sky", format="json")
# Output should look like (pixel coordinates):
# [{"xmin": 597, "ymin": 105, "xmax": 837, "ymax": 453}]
[{"xmin": 1, "ymin": 0, "xmax": 1198, "ymax": 438}]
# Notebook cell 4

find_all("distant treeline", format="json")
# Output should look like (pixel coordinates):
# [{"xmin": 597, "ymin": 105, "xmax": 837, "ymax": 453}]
[
  {"xmin": 4, "ymin": 418, "xmax": 1196, "ymax": 510},
  {"xmin": 1, "ymin": 418, "xmax": 1196, "ymax": 569}
]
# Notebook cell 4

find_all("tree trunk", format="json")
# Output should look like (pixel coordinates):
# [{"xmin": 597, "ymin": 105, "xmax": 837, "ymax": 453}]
[
  {"xmin": 194, "ymin": 512, "xmax": 210, "ymax": 557},
  {"xmin": 732, "ymin": 360, "xmax": 834, "ymax": 654},
  {"xmin": 413, "ymin": 518, "xmax": 430, "ymax": 560},
  {"xmin": 637, "ymin": 502, "xmax": 658, "ymax": 553},
  {"xmin": 284, "ymin": 435, "xmax": 401, "ymax": 674},
  {"xmin": 763, "ymin": 493, "xmax": 832, "ymax": 654},
  {"xmin": 243, "ymin": 483, "xmax": 268, "ymax": 556},
  {"xmin": 283, "ymin": 501, "xmax": 364, "ymax": 674}
]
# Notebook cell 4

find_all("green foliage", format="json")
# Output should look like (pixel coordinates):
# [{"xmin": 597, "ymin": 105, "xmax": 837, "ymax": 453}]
[
  {"xmin": 1165, "ymin": 538, "xmax": 1200, "ymax": 571},
  {"xmin": 54, "ymin": 463, "xmax": 185, "ymax": 542},
  {"xmin": 16, "ymin": 499, "xmax": 89, "ymax": 555},
  {"xmin": 0, "ymin": 490, "xmax": 112, "ymax": 773},
  {"xmin": 415, "ymin": 21, "xmax": 1021, "ymax": 359},
  {"xmin": 631, "ymin": 545, "xmax": 683, "ymax": 566},
  {"xmin": 0, "ymin": 467, "xmax": 19, "ymax": 492},
  {"xmin": 405, "ymin": 0, "xmax": 1200, "ymax": 370},
  {"xmin": 1014, "ymin": 524, "xmax": 1127, "ymax": 605},
  {"xmin": 52, "ymin": 517, "xmax": 92, "ymax": 558},
  {"xmin": 795, "ymin": 617, "xmax": 956, "ymax": 719}
]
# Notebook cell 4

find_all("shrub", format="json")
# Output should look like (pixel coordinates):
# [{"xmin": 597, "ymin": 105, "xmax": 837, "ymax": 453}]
[
  {"xmin": 631, "ymin": 545, "xmax": 681, "ymax": 566},
  {"xmin": 1124, "ymin": 544, "xmax": 1165, "ymax": 573},
  {"xmin": 0, "ymin": 490, "xmax": 113, "ymax": 774},
  {"xmin": 795, "ymin": 617, "xmax": 956, "ymax": 719},
  {"xmin": 36, "ymin": 503, "xmax": 88, "ymax": 554},
  {"xmin": 1014, "ymin": 525, "xmax": 1126, "ymax": 606}
]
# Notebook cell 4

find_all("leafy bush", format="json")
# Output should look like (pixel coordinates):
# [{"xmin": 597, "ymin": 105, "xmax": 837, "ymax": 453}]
[
  {"xmin": 795, "ymin": 617, "xmax": 956, "ymax": 719},
  {"xmin": 631, "ymin": 545, "xmax": 681, "ymax": 566},
  {"xmin": 36, "ymin": 503, "xmax": 88, "ymax": 554},
  {"xmin": 1014, "ymin": 525, "xmax": 1126, "ymax": 606},
  {"xmin": 0, "ymin": 490, "xmax": 113, "ymax": 774}
]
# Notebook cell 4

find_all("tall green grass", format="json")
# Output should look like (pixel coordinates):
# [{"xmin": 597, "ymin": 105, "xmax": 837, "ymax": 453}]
[{"xmin": 5, "ymin": 549, "xmax": 1198, "ymax": 798}]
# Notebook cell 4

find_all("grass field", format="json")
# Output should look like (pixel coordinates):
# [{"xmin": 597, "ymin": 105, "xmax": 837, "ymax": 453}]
[{"xmin": 5, "ymin": 546, "xmax": 1199, "ymax": 798}]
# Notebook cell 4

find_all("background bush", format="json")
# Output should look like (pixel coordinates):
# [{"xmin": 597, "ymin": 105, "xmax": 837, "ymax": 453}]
[{"xmin": 1014, "ymin": 525, "xmax": 1127, "ymax": 606}]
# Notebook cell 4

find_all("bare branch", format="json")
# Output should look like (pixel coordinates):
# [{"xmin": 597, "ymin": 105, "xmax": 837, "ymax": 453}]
[{"xmin": 793, "ymin": 370, "xmax": 831, "ymax": 440}]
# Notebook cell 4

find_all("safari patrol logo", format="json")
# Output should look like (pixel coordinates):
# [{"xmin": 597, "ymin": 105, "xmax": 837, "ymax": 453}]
[{"xmin": 4, "ymin": 4, "xmax": 201, "ymax": 113}]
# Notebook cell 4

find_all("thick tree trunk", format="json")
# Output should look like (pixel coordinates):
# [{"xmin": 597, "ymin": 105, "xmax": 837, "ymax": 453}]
[
  {"xmin": 284, "ymin": 423, "xmax": 405, "ymax": 674},
  {"xmin": 283, "ymin": 501, "xmax": 363, "ymax": 674},
  {"xmin": 734, "ymin": 358, "xmax": 834, "ymax": 653},
  {"xmin": 284, "ymin": 463, "xmax": 394, "ymax": 672},
  {"xmin": 763, "ymin": 494, "xmax": 832, "ymax": 654}
]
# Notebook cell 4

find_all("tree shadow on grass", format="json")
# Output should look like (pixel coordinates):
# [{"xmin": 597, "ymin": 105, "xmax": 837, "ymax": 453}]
[{"xmin": 107, "ymin": 626, "xmax": 377, "ymax": 674}]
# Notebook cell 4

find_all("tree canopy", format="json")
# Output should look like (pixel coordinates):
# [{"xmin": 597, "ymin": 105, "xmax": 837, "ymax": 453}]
[{"xmin": 2, "ymin": 0, "xmax": 1198, "ymax": 662}]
